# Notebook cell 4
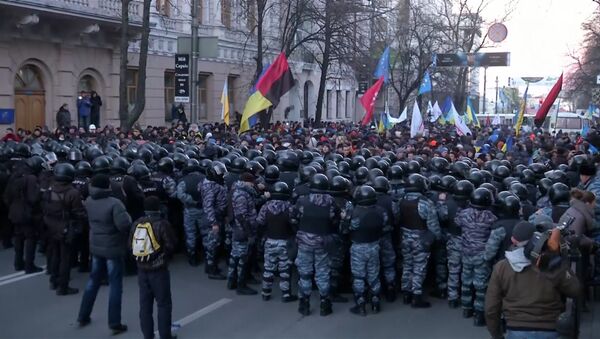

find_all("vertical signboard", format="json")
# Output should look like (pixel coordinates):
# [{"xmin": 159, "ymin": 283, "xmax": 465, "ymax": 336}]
[{"xmin": 175, "ymin": 54, "xmax": 190, "ymax": 103}]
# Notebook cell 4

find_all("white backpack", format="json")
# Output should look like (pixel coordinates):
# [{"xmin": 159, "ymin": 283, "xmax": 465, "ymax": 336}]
[{"xmin": 132, "ymin": 222, "xmax": 161, "ymax": 262}]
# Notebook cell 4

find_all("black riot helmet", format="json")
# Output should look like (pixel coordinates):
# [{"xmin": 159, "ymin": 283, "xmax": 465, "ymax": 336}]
[
  {"xmin": 405, "ymin": 173, "xmax": 428, "ymax": 193},
  {"xmin": 326, "ymin": 168, "xmax": 341, "ymax": 181},
  {"xmin": 207, "ymin": 161, "xmax": 228, "ymax": 184},
  {"xmin": 299, "ymin": 166, "xmax": 317, "ymax": 184},
  {"xmin": 277, "ymin": 151, "xmax": 300, "ymax": 171},
  {"xmin": 68, "ymin": 149, "xmax": 83, "ymax": 163},
  {"xmin": 388, "ymin": 165, "xmax": 404, "ymax": 184},
  {"xmin": 330, "ymin": 175, "xmax": 351, "ymax": 195},
  {"xmin": 76, "ymin": 161, "xmax": 93, "ymax": 177},
  {"xmin": 53, "ymin": 163, "xmax": 76, "ymax": 183},
  {"xmin": 130, "ymin": 164, "xmax": 150, "ymax": 181},
  {"xmin": 549, "ymin": 183, "xmax": 570, "ymax": 205},
  {"xmin": 158, "ymin": 157, "xmax": 175, "ymax": 174},
  {"xmin": 245, "ymin": 160, "xmax": 265, "ymax": 177},
  {"xmin": 529, "ymin": 163, "xmax": 547, "ymax": 179},
  {"xmin": 509, "ymin": 182, "xmax": 529, "ymax": 202},
  {"xmin": 538, "ymin": 178, "xmax": 553, "ymax": 196},
  {"xmin": 354, "ymin": 185, "xmax": 377, "ymax": 206},
  {"xmin": 480, "ymin": 182, "xmax": 498, "ymax": 197},
  {"xmin": 467, "ymin": 171, "xmax": 485, "ymax": 188},
  {"xmin": 269, "ymin": 181, "xmax": 291, "ymax": 200},
  {"xmin": 92, "ymin": 156, "xmax": 111, "ymax": 174},
  {"xmin": 470, "ymin": 187, "xmax": 493, "ymax": 209},
  {"xmin": 14, "ymin": 143, "xmax": 31, "ymax": 158},
  {"xmin": 231, "ymin": 157, "xmax": 248, "ymax": 173},
  {"xmin": 406, "ymin": 160, "xmax": 421, "ymax": 174},
  {"xmin": 111, "ymin": 156, "xmax": 130, "ymax": 175},
  {"xmin": 365, "ymin": 158, "xmax": 379, "ymax": 170},
  {"xmin": 377, "ymin": 160, "xmax": 390, "ymax": 174},
  {"xmin": 520, "ymin": 169, "xmax": 536, "ymax": 185},
  {"xmin": 183, "ymin": 159, "xmax": 201, "ymax": 174},
  {"xmin": 429, "ymin": 175, "xmax": 443, "ymax": 191},
  {"xmin": 440, "ymin": 175, "xmax": 458, "ymax": 193},
  {"xmin": 263, "ymin": 150, "xmax": 277, "ymax": 165},
  {"xmin": 493, "ymin": 165, "xmax": 511, "ymax": 181},
  {"xmin": 300, "ymin": 150, "xmax": 314, "ymax": 165},
  {"xmin": 338, "ymin": 161, "xmax": 352, "ymax": 179},
  {"xmin": 368, "ymin": 168, "xmax": 384, "ymax": 184},
  {"xmin": 138, "ymin": 148, "xmax": 153, "ymax": 164},
  {"xmin": 513, "ymin": 164, "xmax": 527, "ymax": 177},
  {"xmin": 199, "ymin": 159, "xmax": 213, "ymax": 174},
  {"xmin": 350, "ymin": 155, "xmax": 366, "ymax": 171},
  {"xmin": 264, "ymin": 165, "xmax": 280, "ymax": 184},
  {"xmin": 449, "ymin": 161, "xmax": 470, "ymax": 179},
  {"xmin": 569, "ymin": 154, "xmax": 588, "ymax": 172},
  {"xmin": 354, "ymin": 166, "xmax": 369, "ymax": 185},
  {"xmin": 500, "ymin": 194, "xmax": 521, "ymax": 218},
  {"xmin": 173, "ymin": 153, "xmax": 189, "ymax": 170},
  {"xmin": 372, "ymin": 176, "xmax": 390, "ymax": 193},
  {"xmin": 310, "ymin": 173, "xmax": 329, "ymax": 193},
  {"xmin": 430, "ymin": 157, "xmax": 449, "ymax": 174},
  {"xmin": 557, "ymin": 164, "xmax": 569, "ymax": 172},
  {"xmin": 544, "ymin": 170, "xmax": 568, "ymax": 185},
  {"xmin": 454, "ymin": 180, "xmax": 475, "ymax": 200},
  {"xmin": 502, "ymin": 176, "xmax": 519, "ymax": 190}
]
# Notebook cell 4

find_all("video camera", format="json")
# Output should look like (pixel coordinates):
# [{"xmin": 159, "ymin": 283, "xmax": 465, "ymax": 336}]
[{"xmin": 527, "ymin": 216, "xmax": 576, "ymax": 272}]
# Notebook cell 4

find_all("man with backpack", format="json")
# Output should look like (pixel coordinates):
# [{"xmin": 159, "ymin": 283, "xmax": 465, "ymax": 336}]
[
  {"xmin": 42, "ymin": 163, "xmax": 86, "ymax": 295},
  {"xmin": 131, "ymin": 196, "xmax": 177, "ymax": 339}
]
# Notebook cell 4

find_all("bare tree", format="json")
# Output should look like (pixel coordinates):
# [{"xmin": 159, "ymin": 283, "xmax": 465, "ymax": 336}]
[{"xmin": 118, "ymin": 0, "xmax": 152, "ymax": 130}]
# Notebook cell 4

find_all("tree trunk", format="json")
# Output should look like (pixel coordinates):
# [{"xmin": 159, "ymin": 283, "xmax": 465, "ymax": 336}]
[
  {"xmin": 256, "ymin": 0, "xmax": 268, "ymax": 127},
  {"xmin": 314, "ymin": 0, "xmax": 331, "ymax": 125},
  {"xmin": 123, "ymin": 0, "xmax": 152, "ymax": 130},
  {"xmin": 118, "ymin": 0, "xmax": 131, "ymax": 129}
]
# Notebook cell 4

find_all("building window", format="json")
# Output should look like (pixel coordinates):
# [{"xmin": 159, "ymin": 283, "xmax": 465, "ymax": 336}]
[
  {"xmin": 246, "ymin": 0, "xmax": 256, "ymax": 31},
  {"xmin": 197, "ymin": 0, "xmax": 203, "ymax": 24},
  {"xmin": 326, "ymin": 90, "xmax": 332, "ymax": 119},
  {"xmin": 345, "ymin": 90, "xmax": 350, "ymax": 118},
  {"xmin": 164, "ymin": 71, "xmax": 175, "ymax": 121},
  {"xmin": 198, "ymin": 74, "xmax": 210, "ymax": 119},
  {"xmin": 127, "ymin": 68, "xmax": 138, "ymax": 111},
  {"xmin": 156, "ymin": 0, "xmax": 170, "ymax": 16},
  {"xmin": 336, "ymin": 90, "xmax": 341, "ymax": 119},
  {"xmin": 221, "ymin": 0, "xmax": 232, "ymax": 28}
]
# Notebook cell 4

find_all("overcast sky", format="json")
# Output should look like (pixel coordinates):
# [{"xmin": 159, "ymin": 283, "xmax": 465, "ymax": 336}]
[{"xmin": 478, "ymin": 0, "xmax": 597, "ymax": 96}]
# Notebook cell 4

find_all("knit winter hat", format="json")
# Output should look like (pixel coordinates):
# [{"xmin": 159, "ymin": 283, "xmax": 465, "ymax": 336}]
[
  {"xmin": 90, "ymin": 174, "xmax": 110, "ymax": 189},
  {"xmin": 512, "ymin": 221, "xmax": 536, "ymax": 246}
]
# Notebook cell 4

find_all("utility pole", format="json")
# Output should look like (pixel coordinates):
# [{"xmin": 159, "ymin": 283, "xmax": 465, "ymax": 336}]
[
  {"xmin": 482, "ymin": 67, "xmax": 487, "ymax": 114},
  {"xmin": 190, "ymin": 0, "xmax": 199, "ymax": 122},
  {"xmin": 494, "ymin": 75, "xmax": 499, "ymax": 114}
]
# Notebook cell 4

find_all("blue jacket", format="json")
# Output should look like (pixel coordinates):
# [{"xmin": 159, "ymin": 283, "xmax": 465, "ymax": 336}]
[{"xmin": 77, "ymin": 97, "xmax": 92, "ymax": 117}]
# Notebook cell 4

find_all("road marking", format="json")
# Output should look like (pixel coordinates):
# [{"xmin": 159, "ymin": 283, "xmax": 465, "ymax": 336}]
[
  {"xmin": 0, "ymin": 269, "xmax": 46, "ymax": 287},
  {"xmin": 0, "ymin": 271, "xmax": 26, "ymax": 282},
  {"xmin": 156, "ymin": 298, "xmax": 232, "ymax": 336}
]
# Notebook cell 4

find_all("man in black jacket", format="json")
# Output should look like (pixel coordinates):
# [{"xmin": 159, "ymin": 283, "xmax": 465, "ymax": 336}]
[
  {"xmin": 77, "ymin": 174, "xmax": 132, "ymax": 335},
  {"xmin": 130, "ymin": 196, "xmax": 177, "ymax": 339},
  {"xmin": 43, "ymin": 163, "xmax": 86, "ymax": 295}
]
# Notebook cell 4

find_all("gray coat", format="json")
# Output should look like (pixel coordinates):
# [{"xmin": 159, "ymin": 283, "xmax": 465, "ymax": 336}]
[{"xmin": 85, "ymin": 186, "xmax": 132, "ymax": 259}]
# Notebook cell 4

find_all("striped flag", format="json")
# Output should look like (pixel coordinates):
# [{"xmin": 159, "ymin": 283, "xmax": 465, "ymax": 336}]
[
  {"xmin": 514, "ymin": 84, "xmax": 529, "ymax": 136},
  {"xmin": 221, "ymin": 81, "xmax": 230, "ymax": 126}
]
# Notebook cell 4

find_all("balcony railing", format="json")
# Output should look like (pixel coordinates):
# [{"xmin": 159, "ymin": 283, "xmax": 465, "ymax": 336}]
[{"xmin": 5, "ymin": 0, "xmax": 143, "ymax": 22}]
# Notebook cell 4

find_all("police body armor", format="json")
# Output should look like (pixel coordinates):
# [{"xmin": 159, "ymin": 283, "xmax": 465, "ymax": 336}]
[
  {"xmin": 110, "ymin": 175, "xmax": 126, "ymax": 203},
  {"xmin": 182, "ymin": 172, "xmax": 204, "ymax": 208},
  {"xmin": 297, "ymin": 196, "xmax": 334, "ymax": 235},
  {"xmin": 551, "ymin": 204, "xmax": 569, "ymax": 223},
  {"xmin": 150, "ymin": 172, "xmax": 170, "ymax": 202},
  {"xmin": 399, "ymin": 197, "xmax": 427, "ymax": 230},
  {"xmin": 225, "ymin": 172, "xmax": 240, "ymax": 190},
  {"xmin": 139, "ymin": 179, "xmax": 160, "ymax": 198},
  {"xmin": 350, "ymin": 206, "xmax": 383, "ymax": 243},
  {"xmin": 265, "ymin": 210, "xmax": 293, "ymax": 240},
  {"xmin": 72, "ymin": 177, "xmax": 89, "ymax": 200},
  {"xmin": 389, "ymin": 184, "xmax": 405, "ymax": 200},
  {"xmin": 526, "ymin": 184, "xmax": 538, "ymax": 205},
  {"xmin": 280, "ymin": 171, "xmax": 297, "ymax": 190},
  {"xmin": 376, "ymin": 193, "xmax": 394, "ymax": 233},
  {"xmin": 443, "ymin": 196, "xmax": 461, "ymax": 236},
  {"xmin": 292, "ymin": 183, "xmax": 310, "ymax": 203},
  {"xmin": 492, "ymin": 218, "xmax": 521, "ymax": 261},
  {"xmin": 521, "ymin": 201, "xmax": 536, "ymax": 221}
]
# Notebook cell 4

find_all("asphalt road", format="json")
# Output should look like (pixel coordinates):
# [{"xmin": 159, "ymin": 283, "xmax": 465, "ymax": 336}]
[{"xmin": 0, "ymin": 248, "xmax": 597, "ymax": 339}]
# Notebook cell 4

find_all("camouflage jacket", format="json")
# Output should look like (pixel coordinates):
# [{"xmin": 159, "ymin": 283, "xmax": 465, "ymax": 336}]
[
  {"xmin": 455, "ymin": 207, "xmax": 498, "ymax": 255},
  {"xmin": 200, "ymin": 179, "xmax": 228, "ymax": 225}
]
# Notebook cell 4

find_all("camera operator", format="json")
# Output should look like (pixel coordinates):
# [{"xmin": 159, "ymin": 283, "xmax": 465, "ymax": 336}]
[
  {"xmin": 558, "ymin": 189, "xmax": 597, "ymax": 251},
  {"xmin": 485, "ymin": 222, "xmax": 581, "ymax": 339}
]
